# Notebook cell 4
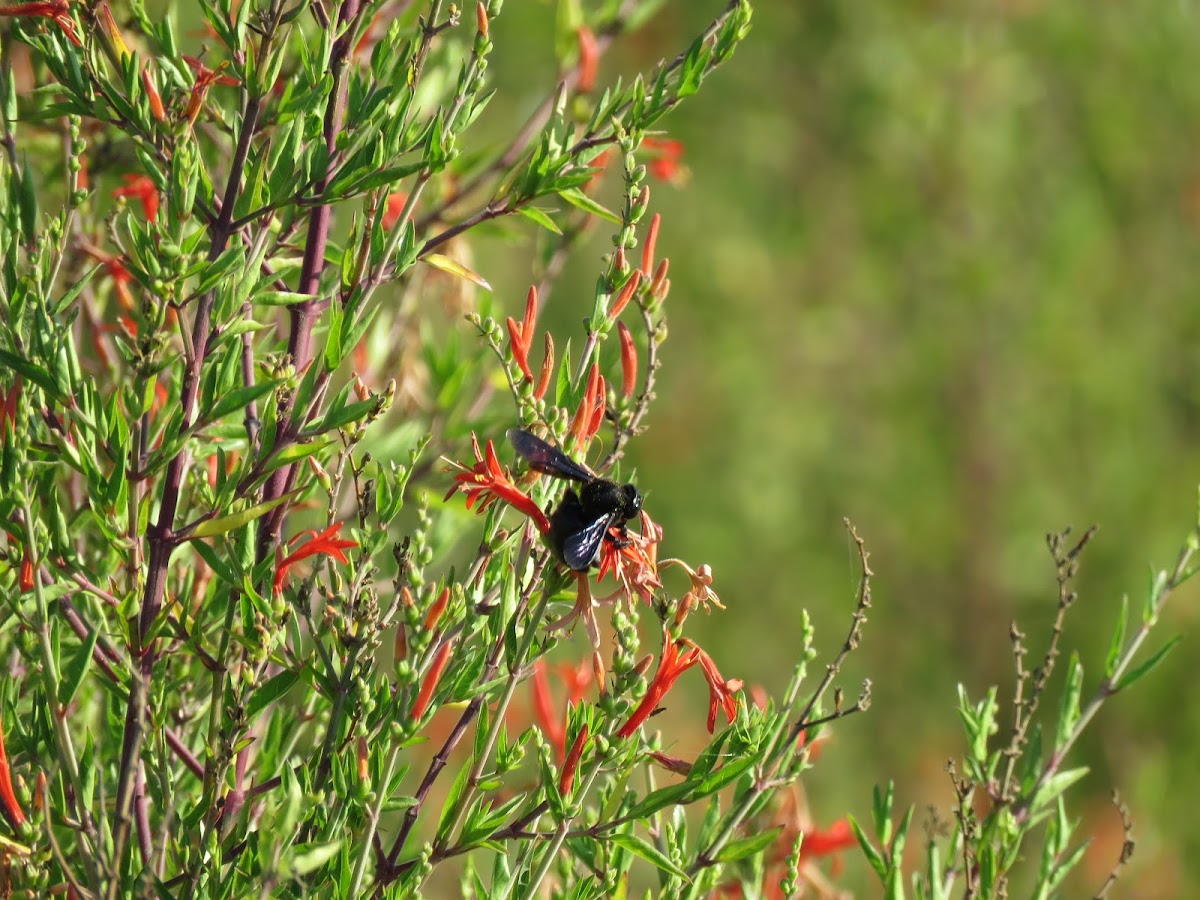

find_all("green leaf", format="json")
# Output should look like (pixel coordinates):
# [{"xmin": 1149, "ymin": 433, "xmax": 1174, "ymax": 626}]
[
  {"xmin": 624, "ymin": 781, "xmax": 692, "ymax": 821},
  {"xmin": 1104, "ymin": 595, "xmax": 1128, "ymax": 680},
  {"xmin": 313, "ymin": 397, "xmax": 377, "ymax": 435},
  {"xmin": 252, "ymin": 290, "xmax": 312, "ymax": 306},
  {"xmin": 288, "ymin": 840, "xmax": 343, "ymax": 876},
  {"xmin": 557, "ymin": 188, "xmax": 621, "ymax": 224},
  {"xmin": 608, "ymin": 832, "xmax": 690, "ymax": 882},
  {"xmin": 206, "ymin": 379, "xmax": 280, "ymax": 423},
  {"xmin": 192, "ymin": 538, "xmax": 240, "ymax": 586},
  {"xmin": 849, "ymin": 814, "xmax": 888, "ymax": 880},
  {"xmin": 0, "ymin": 348, "xmax": 64, "ymax": 400},
  {"xmin": 692, "ymin": 756, "xmax": 755, "ymax": 796},
  {"xmin": 714, "ymin": 826, "xmax": 783, "ymax": 863},
  {"xmin": 188, "ymin": 492, "xmax": 293, "ymax": 538},
  {"xmin": 517, "ymin": 206, "xmax": 562, "ymax": 234},
  {"xmin": 1114, "ymin": 635, "xmax": 1181, "ymax": 692},
  {"xmin": 58, "ymin": 625, "xmax": 99, "ymax": 707},
  {"xmin": 245, "ymin": 669, "xmax": 301, "ymax": 720}
]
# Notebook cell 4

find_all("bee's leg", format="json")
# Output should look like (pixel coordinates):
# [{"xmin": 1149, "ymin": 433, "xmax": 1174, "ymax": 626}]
[{"xmin": 606, "ymin": 526, "xmax": 633, "ymax": 550}]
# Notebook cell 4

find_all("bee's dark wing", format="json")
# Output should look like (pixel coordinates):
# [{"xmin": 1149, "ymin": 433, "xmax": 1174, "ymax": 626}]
[
  {"xmin": 562, "ymin": 513, "xmax": 613, "ymax": 570},
  {"xmin": 507, "ymin": 428, "xmax": 594, "ymax": 482}
]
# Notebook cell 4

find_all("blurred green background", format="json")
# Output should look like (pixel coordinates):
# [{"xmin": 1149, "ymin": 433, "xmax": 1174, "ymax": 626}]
[{"xmin": 478, "ymin": 1, "xmax": 1200, "ymax": 895}]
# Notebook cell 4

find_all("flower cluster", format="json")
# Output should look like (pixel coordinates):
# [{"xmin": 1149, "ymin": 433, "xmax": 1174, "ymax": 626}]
[{"xmin": 443, "ymin": 433, "xmax": 551, "ymax": 535}]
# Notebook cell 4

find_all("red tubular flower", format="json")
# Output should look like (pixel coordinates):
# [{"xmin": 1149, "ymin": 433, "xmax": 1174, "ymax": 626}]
[
  {"xmin": 568, "ymin": 363, "xmax": 603, "ymax": 448},
  {"xmin": 608, "ymin": 270, "xmax": 641, "ymax": 320},
  {"xmin": 799, "ymin": 818, "xmax": 856, "ymax": 859},
  {"xmin": 475, "ymin": 2, "xmax": 488, "ymax": 38},
  {"xmin": 585, "ymin": 149, "xmax": 613, "ymax": 192},
  {"xmin": 642, "ymin": 137, "xmax": 687, "ymax": 185},
  {"xmin": 618, "ymin": 322, "xmax": 637, "ymax": 399},
  {"xmin": 686, "ymin": 641, "xmax": 742, "ymax": 732},
  {"xmin": 576, "ymin": 25, "xmax": 598, "ymax": 93},
  {"xmin": 559, "ymin": 724, "xmax": 589, "ymax": 795},
  {"xmin": 273, "ymin": 523, "xmax": 358, "ymax": 595},
  {"xmin": 142, "ymin": 68, "xmax": 166, "ymax": 122},
  {"xmin": 411, "ymin": 639, "xmax": 454, "ymax": 720},
  {"xmin": 617, "ymin": 630, "xmax": 701, "ymax": 739},
  {"xmin": 112, "ymin": 174, "xmax": 159, "ymax": 223},
  {"xmin": 531, "ymin": 660, "xmax": 566, "ymax": 758},
  {"xmin": 444, "ymin": 434, "xmax": 552, "ymax": 534},
  {"xmin": 0, "ymin": 377, "xmax": 21, "ymax": 439},
  {"xmin": 0, "ymin": 715, "xmax": 26, "ymax": 829},
  {"xmin": 533, "ymin": 332, "xmax": 555, "ymax": 401},
  {"xmin": 596, "ymin": 510, "xmax": 662, "ymax": 605},
  {"xmin": 18, "ymin": 543, "xmax": 34, "ymax": 592},
  {"xmin": 641, "ymin": 213, "xmax": 660, "ymax": 276},
  {"xmin": 505, "ymin": 317, "xmax": 530, "ymax": 379},
  {"xmin": 0, "ymin": 1, "xmax": 81, "ymax": 46},
  {"xmin": 505, "ymin": 286, "xmax": 539, "ymax": 381},
  {"xmin": 424, "ymin": 585, "xmax": 450, "ymax": 631},
  {"xmin": 382, "ymin": 191, "xmax": 410, "ymax": 229},
  {"xmin": 182, "ymin": 56, "xmax": 240, "ymax": 125},
  {"xmin": 586, "ymin": 375, "xmax": 607, "ymax": 440}
]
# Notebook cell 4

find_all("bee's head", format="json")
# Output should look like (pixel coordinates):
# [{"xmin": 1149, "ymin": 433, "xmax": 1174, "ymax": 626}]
[{"xmin": 620, "ymin": 483, "xmax": 643, "ymax": 521}]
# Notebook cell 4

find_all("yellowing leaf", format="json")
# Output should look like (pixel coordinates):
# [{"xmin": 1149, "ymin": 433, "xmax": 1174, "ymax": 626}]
[{"xmin": 423, "ymin": 253, "xmax": 492, "ymax": 291}]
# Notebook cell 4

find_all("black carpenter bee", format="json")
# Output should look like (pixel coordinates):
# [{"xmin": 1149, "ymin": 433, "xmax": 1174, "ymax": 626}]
[{"xmin": 507, "ymin": 428, "xmax": 642, "ymax": 571}]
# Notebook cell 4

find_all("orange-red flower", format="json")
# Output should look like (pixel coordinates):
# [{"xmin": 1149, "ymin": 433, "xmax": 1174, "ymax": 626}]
[
  {"xmin": 642, "ymin": 137, "xmax": 687, "ymax": 185},
  {"xmin": 0, "ymin": 377, "xmax": 21, "ymax": 439},
  {"xmin": 575, "ymin": 25, "xmax": 598, "ymax": 93},
  {"xmin": 596, "ymin": 510, "xmax": 662, "ymax": 605},
  {"xmin": 505, "ymin": 286, "xmax": 539, "ymax": 382},
  {"xmin": 641, "ymin": 213, "xmax": 660, "ymax": 276},
  {"xmin": 617, "ymin": 629, "xmax": 701, "ymax": 738},
  {"xmin": 273, "ymin": 522, "xmax": 358, "ymax": 595},
  {"xmin": 112, "ymin": 174, "xmax": 159, "ymax": 223},
  {"xmin": 687, "ymin": 640, "xmax": 742, "ymax": 732},
  {"xmin": 142, "ymin": 68, "xmax": 167, "ymax": 122},
  {"xmin": 181, "ymin": 55, "xmax": 240, "ymax": 125},
  {"xmin": 0, "ymin": 714, "xmax": 25, "ymax": 829},
  {"xmin": 0, "ymin": 1, "xmax": 81, "ymax": 46},
  {"xmin": 798, "ymin": 818, "xmax": 856, "ymax": 860},
  {"xmin": 567, "ymin": 362, "xmax": 605, "ymax": 450},
  {"xmin": 559, "ymin": 723, "xmax": 589, "ymax": 795},
  {"xmin": 533, "ymin": 332, "xmax": 555, "ymax": 401},
  {"xmin": 530, "ymin": 656, "xmax": 593, "ymax": 760},
  {"xmin": 617, "ymin": 322, "xmax": 637, "ymax": 399},
  {"xmin": 411, "ymin": 639, "xmax": 454, "ymax": 720},
  {"xmin": 112, "ymin": 174, "xmax": 156, "ymax": 221},
  {"xmin": 584, "ymin": 149, "xmax": 612, "ymax": 192},
  {"xmin": 381, "ymin": 191, "xmax": 410, "ymax": 230},
  {"xmin": 444, "ymin": 433, "xmax": 552, "ymax": 534},
  {"xmin": 608, "ymin": 270, "xmax": 641, "ymax": 320}
]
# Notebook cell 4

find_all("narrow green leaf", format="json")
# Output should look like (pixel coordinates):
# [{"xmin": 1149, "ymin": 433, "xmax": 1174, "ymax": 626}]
[
  {"xmin": 624, "ymin": 781, "xmax": 692, "ymax": 821},
  {"xmin": 289, "ymin": 840, "xmax": 343, "ymax": 876},
  {"xmin": 517, "ymin": 206, "xmax": 562, "ymax": 234},
  {"xmin": 714, "ymin": 826, "xmax": 783, "ymax": 863},
  {"xmin": 58, "ymin": 625, "xmax": 100, "ymax": 706},
  {"xmin": 557, "ymin": 188, "xmax": 621, "ymax": 224},
  {"xmin": 848, "ymin": 814, "xmax": 887, "ymax": 880},
  {"xmin": 189, "ymin": 492, "xmax": 293, "ymax": 538},
  {"xmin": 693, "ymin": 756, "xmax": 755, "ymax": 796},
  {"xmin": 1104, "ymin": 595, "xmax": 1128, "ymax": 680},
  {"xmin": 245, "ymin": 669, "xmax": 301, "ymax": 720},
  {"xmin": 1114, "ymin": 636, "xmax": 1181, "ymax": 692},
  {"xmin": 207, "ymin": 379, "xmax": 280, "ymax": 423},
  {"xmin": 608, "ymin": 832, "xmax": 690, "ymax": 882},
  {"xmin": 0, "ymin": 348, "xmax": 63, "ymax": 400}
]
